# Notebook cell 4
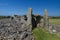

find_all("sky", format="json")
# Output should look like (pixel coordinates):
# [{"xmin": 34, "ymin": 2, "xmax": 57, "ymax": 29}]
[{"xmin": 0, "ymin": 0, "xmax": 60, "ymax": 16}]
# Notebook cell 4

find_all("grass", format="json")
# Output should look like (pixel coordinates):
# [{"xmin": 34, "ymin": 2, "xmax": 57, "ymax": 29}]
[
  {"xmin": 32, "ymin": 27, "xmax": 60, "ymax": 40},
  {"xmin": 40, "ymin": 18, "xmax": 60, "ymax": 25},
  {"xmin": 32, "ymin": 18, "xmax": 60, "ymax": 40},
  {"xmin": 49, "ymin": 18, "xmax": 60, "ymax": 25}
]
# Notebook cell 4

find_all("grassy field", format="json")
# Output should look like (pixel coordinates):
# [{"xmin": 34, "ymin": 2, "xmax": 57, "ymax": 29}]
[
  {"xmin": 32, "ymin": 27, "xmax": 60, "ymax": 40},
  {"xmin": 49, "ymin": 18, "xmax": 60, "ymax": 25},
  {"xmin": 41, "ymin": 18, "xmax": 60, "ymax": 25}
]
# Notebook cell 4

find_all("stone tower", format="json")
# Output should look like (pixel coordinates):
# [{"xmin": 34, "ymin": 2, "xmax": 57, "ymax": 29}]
[{"xmin": 43, "ymin": 9, "xmax": 49, "ymax": 30}]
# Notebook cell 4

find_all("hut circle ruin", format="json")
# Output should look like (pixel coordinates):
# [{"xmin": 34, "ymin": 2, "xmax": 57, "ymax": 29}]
[{"xmin": 0, "ymin": 8, "xmax": 60, "ymax": 40}]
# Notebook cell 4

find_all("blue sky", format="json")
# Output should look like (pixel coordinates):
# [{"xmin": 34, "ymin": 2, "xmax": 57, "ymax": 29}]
[{"xmin": 0, "ymin": 0, "xmax": 60, "ymax": 16}]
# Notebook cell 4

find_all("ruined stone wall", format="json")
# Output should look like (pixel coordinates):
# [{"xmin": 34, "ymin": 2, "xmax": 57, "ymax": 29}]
[
  {"xmin": 0, "ymin": 8, "xmax": 34, "ymax": 40},
  {"xmin": 0, "ymin": 8, "xmax": 50, "ymax": 40}
]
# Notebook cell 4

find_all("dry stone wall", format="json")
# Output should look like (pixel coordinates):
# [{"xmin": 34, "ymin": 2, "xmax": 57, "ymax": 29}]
[{"xmin": 0, "ymin": 8, "xmax": 35, "ymax": 40}]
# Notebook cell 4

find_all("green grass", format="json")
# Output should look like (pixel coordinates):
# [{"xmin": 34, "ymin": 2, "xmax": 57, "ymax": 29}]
[
  {"xmin": 33, "ymin": 18, "xmax": 60, "ymax": 40},
  {"xmin": 32, "ymin": 27, "xmax": 60, "ymax": 40},
  {"xmin": 49, "ymin": 19, "xmax": 60, "ymax": 25},
  {"xmin": 41, "ymin": 18, "xmax": 60, "ymax": 25}
]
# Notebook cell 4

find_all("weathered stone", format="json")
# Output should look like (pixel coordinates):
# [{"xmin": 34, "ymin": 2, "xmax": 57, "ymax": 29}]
[
  {"xmin": 43, "ymin": 9, "xmax": 49, "ymax": 30},
  {"xmin": 27, "ymin": 8, "xmax": 32, "ymax": 24},
  {"xmin": 0, "ymin": 10, "xmax": 33, "ymax": 40},
  {"xmin": 27, "ymin": 8, "xmax": 32, "ymax": 31}
]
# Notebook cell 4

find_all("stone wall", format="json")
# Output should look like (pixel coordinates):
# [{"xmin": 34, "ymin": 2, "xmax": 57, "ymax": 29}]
[
  {"xmin": 0, "ymin": 8, "xmax": 51, "ymax": 40},
  {"xmin": 0, "ymin": 8, "xmax": 35, "ymax": 40}
]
